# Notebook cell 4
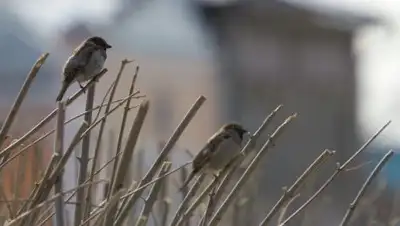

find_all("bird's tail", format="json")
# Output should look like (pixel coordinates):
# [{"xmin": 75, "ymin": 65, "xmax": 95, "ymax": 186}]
[
  {"xmin": 179, "ymin": 171, "xmax": 196, "ymax": 191},
  {"xmin": 56, "ymin": 81, "xmax": 70, "ymax": 102}
]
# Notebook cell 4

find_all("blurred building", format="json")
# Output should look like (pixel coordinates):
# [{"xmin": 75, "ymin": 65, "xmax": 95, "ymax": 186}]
[{"xmin": 194, "ymin": 0, "xmax": 379, "ymax": 225}]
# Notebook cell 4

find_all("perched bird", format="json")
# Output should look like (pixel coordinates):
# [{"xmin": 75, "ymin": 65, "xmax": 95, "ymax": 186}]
[
  {"xmin": 180, "ymin": 123, "xmax": 249, "ymax": 189},
  {"xmin": 56, "ymin": 36, "xmax": 112, "ymax": 101}
]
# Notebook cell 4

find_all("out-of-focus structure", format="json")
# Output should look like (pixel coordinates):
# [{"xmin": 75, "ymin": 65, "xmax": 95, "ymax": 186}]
[
  {"xmin": 192, "ymin": 0, "xmax": 379, "ymax": 225},
  {"xmin": 75, "ymin": 0, "xmax": 379, "ymax": 225}
]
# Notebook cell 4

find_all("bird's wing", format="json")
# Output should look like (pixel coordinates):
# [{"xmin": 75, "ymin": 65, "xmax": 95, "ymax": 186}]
[
  {"xmin": 192, "ymin": 131, "xmax": 231, "ymax": 173},
  {"xmin": 63, "ymin": 42, "xmax": 98, "ymax": 82}
]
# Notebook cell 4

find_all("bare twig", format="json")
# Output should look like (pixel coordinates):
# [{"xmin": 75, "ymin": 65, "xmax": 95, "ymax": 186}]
[
  {"xmin": 103, "ymin": 100, "xmax": 149, "ymax": 226},
  {"xmin": 0, "ymin": 69, "xmax": 108, "ymax": 162},
  {"xmin": 4, "ymin": 180, "xmax": 104, "ymax": 226},
  {"xmin": 82, "ymin": 162, "xmax": 190, "ymax": 225},
  {"xmin": 344, "ymin": 161, "xmax": 373, "ymax": 172},
  {"xmin": 17, "ymin": 122, "xmax": 88, "ymax": 225},
  {"xmin": 0, "ymin": 185, "xmax": 14, "ymax": 218},
  {"xmin": 208, "ymin": 113, "xmax": 297, "ymax": 226},
  {"xmin": 0, "ymin": 53, "xmax": 49, "ymax": 160},
  {"xmin": 115, "ymin": 162, "xmax": 189, "ymax": 200},
  {"xmin": 276, "ymin": 193, "xmax": 300, "ymax": 224},
  {"xmin": 199, "ymin": 186, "xmax": 218, "ymax": 226},
  {"xmin": 80, "ymin": 189, "xmax": 126, "ymax": 226},
  {"xmin": 157, "ymin": 141, "xmax": 170, "ymax": 226},
  {"xmin": 34, "ymin": 149, "xmax": 126, "ymax": 226},
  {"xmin": 259, "ymin": 149, "xmax": 335, "ymax": 225},
  {"xmin": 74, "ymin": 79, "xmax": 96, "ymax": 226},
  {"xmin": 69, "ymin": 97, "xmax": 139, "ymax": 123},
  {"xmin": 278, "ymin": 120, "xmax": 391, "ymax": 226},
  {"xmin": 0, "ymin": 91, "xmax": 139, "ymax": 170},
  {"xmin": 17, "ymin": 154, "xmax": 59, "ymax": 225},
  {"xmin": 135, "ymin": 162, "xmax": 172, "ymax": 226},
  {"xmin": 84, "ymin": 59, "xmax": 132, "ymax": 219},
  {"xmin": 54, "ymin": 102, "xmax": 66, "ymax": 226},
  {"xmin": 91, "ymin": 78, "xmax": 115, "ymax": 124},
  {"xmin": 170, "ymin": 174, "xmax": 206, "ymax": 226},
  {"xmin": 109, "ymin": 65, "xmax": 139, "ymax": 193},
  {"xmin": 339, "ymin": 150, "xmax": 394, "ymax": 226},
  {"xmin": 115, "ymin": 95, "xmax": 206, "ymax": 225}
]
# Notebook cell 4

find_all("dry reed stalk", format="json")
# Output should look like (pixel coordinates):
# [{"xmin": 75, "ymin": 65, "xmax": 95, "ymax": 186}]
[
  {"xmin": 114, "ymin": 96, "xmax": 206, "ymax": 225},
  {"xmin": 278, "ymin": 121, "xmax": 391, "ymax": 226}
]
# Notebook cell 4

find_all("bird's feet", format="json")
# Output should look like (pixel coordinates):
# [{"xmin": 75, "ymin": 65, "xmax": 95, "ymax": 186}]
[
  {"xmin": 213, "ymin": 173, "xmax": 219, "ymax": 182},
  {"xmin": 78, "ymin": 82, "xmax": 86, "ymax": 93}
]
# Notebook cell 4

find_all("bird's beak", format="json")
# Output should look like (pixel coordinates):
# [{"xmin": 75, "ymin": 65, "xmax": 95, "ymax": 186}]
[{"xmin": 105, "ymin": 44, "xmax": 112, "ymax": 49}]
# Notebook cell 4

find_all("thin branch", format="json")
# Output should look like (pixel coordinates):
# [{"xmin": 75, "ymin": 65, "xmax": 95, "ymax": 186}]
[
  {"xmin": 80, "ymin": 189, "xmax": 126, "ymax": 226},
  {"xmin": 34, "ymin": 149, "xmax": 126, "ymax": 226},
  {"xmin": 74, "ymin": 74, "xmax": 97, "ymax": 226},
  {"xmin": 54, "ymin": 102, "xmax": 66, "ymax": 226},
  {"xmin": 4, "ymin": 180, "xmax": 104, "ymax": 226},
  {"xmin": 339, "ymin": 150, "xmax": 394, "ymax": 226},
  {"xmin": 259, "ymin": 149, "xmax": 335, "ymax": 225},
  {"xmin": 0, "ymin": 69, "xmax": 108, "ymax": 162},
  {"xmin": 84, "ymin": 59, "xmax": 132, "ymax": 219},
  {"xmin": 17, "ymin": 122, "xmax": 89, "ymax": 225},
  {"xmin": 19, "ymin": 158, "xmax": 54, "ymax": 213},
  {"xmin": 103, "ymin": 100, "xmax": 149, "ymax": 226},
  {"xmin": 67, "ymin": 95, "xmax": 140, "ymax": 124},
  {"xmin": 79, "ymin": 162, "xmax": 189, "ymax": 226},
  {"xmin": 17, "ymin": 154, "xmax": 59, "ymax": 225},
  {"xmin": 156, "ymin": 141, "xmax": 170, "ymax": 226},
  {"xmin": 0, "ymin": 184, "xmax": 14, "ymax": 218},
  {"xmin": 0, "ymin": 91, "xmax": 140, "ymax": 170},
  {"xmin": 276, "ymin": 193, "xmax": 300, "ymax": 224},
  {"xmin": 134, "ymin": 162, "xmax": 172, "ymax": 226},
  {"xmin": 117, "ymin": 161, "xmax": 190, "ymax": 201},
  {"xmin": 344, "ymin": 161, "xmax": 372, "ymax": 172},
  {"xmin": 109, "ymin": 65, "xmax": 139, "ymax": 199},
  {"xmin": 278, "ymin": 120, "xmax": 391, "ymax": 226},
  {"xmin": 0, "ymin": 53, "xmax": 49, "ymax": 160},
  {"xmin": 199, "ymin": 186, "xmax": 218, "ymax": 226},
  {"xmin": 208, "ymin": 113, "xmax": 297, "ymax": 226},
  {"xmin": 114, "ymin": 95, "xmax": 206, "ymax": 225},
  {"xmin": 28, "ymin": 152, "xmax": 188, "ymax": 226},
  {"xmin": 91, "ymin": 77, "xmax": 116, "ymax": 124},
  {"xmin": 169, "ymin": 174, "xmax": 206, "ymax": 226}
]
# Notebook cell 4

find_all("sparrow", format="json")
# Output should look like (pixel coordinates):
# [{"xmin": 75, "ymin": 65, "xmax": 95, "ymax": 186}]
[
  {"xmin": 180, "ymin": 123, "xmax": 249, "ymax": 189},
  {"xmin": 56, "ymin": 36, "xmax": 112, "ymax": 101}
]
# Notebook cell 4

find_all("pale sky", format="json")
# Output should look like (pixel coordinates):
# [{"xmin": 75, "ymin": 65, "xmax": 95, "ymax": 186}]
[
  {"xmin": 6, "ymin": 0, "xmax": 118, "ymax": 37},
  {"xmin": 7, "ymin": 0, "xmax": 400, "ymax": 147}
]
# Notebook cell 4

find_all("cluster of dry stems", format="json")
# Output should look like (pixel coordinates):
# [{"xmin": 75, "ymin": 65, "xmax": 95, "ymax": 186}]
[{"xmin": 0, "ymin": 53, "xmax": 394, "ymax": 226}]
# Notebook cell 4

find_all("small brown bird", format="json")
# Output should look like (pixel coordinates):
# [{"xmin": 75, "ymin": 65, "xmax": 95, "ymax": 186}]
[
  {"xmin": 180, "ymin": 123, "xmax": 249, "ymax": 189},
  {"xmin": 56, "ymin": 36, "xmax": 112, "ymax": 101}
]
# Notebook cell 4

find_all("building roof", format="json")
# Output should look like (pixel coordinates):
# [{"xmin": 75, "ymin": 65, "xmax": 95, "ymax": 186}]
[{"xmin": 194, "ymin": 0, "xmax": 382, "ymax": 31}]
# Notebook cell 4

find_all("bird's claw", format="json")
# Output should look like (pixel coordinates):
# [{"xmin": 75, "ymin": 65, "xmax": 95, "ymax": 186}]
[{"xmin": 78, "ymin": 83, "xmax": 86, "ymax": 93}]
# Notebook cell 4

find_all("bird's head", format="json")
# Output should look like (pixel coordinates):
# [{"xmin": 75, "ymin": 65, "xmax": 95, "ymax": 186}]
[
  {"xmin": 222, "ymin": 123, "xmax": 249, "ymax": 139},
  {"xmin": 86, "ymin": 36, "xmax": 112, "ymax": 50}
]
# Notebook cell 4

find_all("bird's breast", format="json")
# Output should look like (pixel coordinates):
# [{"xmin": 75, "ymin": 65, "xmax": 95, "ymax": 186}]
[
  {"xmin": 84, "ymin": 50, "xmax": 106, "ymax": 76},
  {"xmin": 208, "ymin": 139, "xmax": 241, "ymax": 171}
]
